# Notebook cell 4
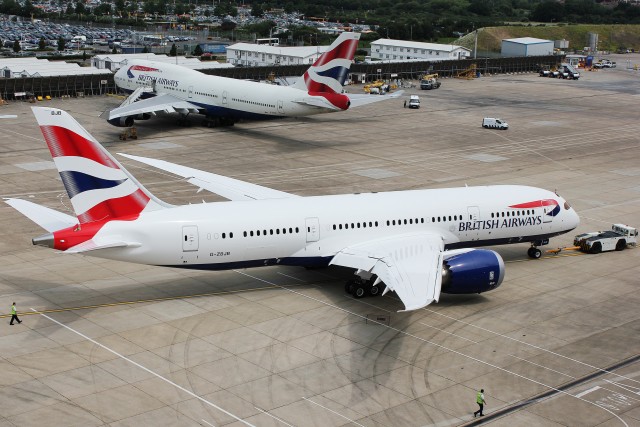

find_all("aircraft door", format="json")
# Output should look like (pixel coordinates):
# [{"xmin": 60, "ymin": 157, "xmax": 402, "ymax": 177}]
[
  {"xmin": 277, "ymin": 100, "xmax": 284, "ymax": 114},
  {"xmin": 468, "ymin": 206, "xmax": 480, "ymax": 221},
  {"xmin": 543, "ymin": 206, "xmax": 553, "ymax": 223},
  {"xmin": 188, "ymin": 86, "xmax": 193, "ymax": 98},
  {"xmin": 182, "ymin": 225, "xmax": 199, "ymax": 251},
  {"xmin": 466, "ymin": 206, "xmax": 481, "ymax": 240},
  {"xmin": 305, "ymin": 217, "xmax": 320, "ymax": 242},
  {"xmin": 222, "ymin": 91, "xmax": 228, "ymax": 105}
]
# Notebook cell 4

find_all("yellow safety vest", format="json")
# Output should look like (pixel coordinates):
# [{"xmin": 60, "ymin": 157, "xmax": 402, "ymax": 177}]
[
  {"xmin": 476, "ymin": 392, "xmax": 483, "ymax": 404},
  {"xmin": 11, "ymin": 305, "xmax": 16, "ymax": 315}
]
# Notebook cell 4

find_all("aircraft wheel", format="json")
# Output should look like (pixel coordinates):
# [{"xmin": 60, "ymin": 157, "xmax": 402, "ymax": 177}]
[
  {"xmin": 353, "ymin": 286, "xmax": 366, "ymax": 299},
  {"xmin": 528, "ymin": 247, "xmax": 542, "ymax": 259},
  {"xmin": 345, "ymin": 282, "xmax": 354, "ymax": 295},
  {"xmin": 615, "ymin": 239, "xmax": 626, "ymax": 251},
  {"xmin": 368, "ymin": 284, "xmax": 380, "ymax": 297},
  {"xmin": 590, "ymin": 242, "xmax": 602, "ymax": 254}
]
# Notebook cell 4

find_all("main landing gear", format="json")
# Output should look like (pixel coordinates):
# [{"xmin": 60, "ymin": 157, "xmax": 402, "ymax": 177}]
[{"xmin": 345, "ymin": 276, "xmax": 382, "ymax": 299}]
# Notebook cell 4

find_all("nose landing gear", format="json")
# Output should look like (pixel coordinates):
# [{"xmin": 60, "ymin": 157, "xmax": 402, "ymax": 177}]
[{"xmin": 527, "ymin": 246, "xmax": 542, "ymax": 259}]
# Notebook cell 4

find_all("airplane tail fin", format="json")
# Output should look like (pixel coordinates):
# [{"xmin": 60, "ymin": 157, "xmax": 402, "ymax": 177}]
[
  {"xmin": 31, "ymin": 107, "xmax": 169, "ymax": 226},
  {"xmin": 292, "ymin": 32, "xmax": 360, "ymax": 94}
]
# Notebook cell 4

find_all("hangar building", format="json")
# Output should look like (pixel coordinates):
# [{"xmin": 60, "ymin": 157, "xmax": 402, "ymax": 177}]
[
  {"xmin": 369, "ymin": 39, "xmax": 471, "ymax": 61},
  {"xmin": 501, "ymin": 37, "xmax": 554, "ymax": 57}
]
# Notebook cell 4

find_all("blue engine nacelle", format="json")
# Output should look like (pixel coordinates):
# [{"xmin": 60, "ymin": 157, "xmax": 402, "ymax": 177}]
[
  {"xmin": 441, "ymin": 249, "xmax": 505, "ymax": 294},
  {"xmin": 107, "ymin": 116, "xmax": 134, "ymax": 127}
]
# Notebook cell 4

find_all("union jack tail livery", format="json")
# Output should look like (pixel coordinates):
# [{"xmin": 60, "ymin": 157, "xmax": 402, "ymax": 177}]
[
  {"xmin": 5, "ymin": 108, "xmax": 170, "ymax": 253},
  {"xmin": 292, "ymin": 32, "xmax": 360, "ymax": 94},
  {"xmin": 32, "ymin": 107, "xmax": 166, "ymax": 225}
]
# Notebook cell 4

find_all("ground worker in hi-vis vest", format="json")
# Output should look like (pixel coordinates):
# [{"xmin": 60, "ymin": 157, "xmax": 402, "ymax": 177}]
[
  {"xmin": 10, "ymin": 302, "xmax": 22, "ymax": 325},
  {"xmin": 474, "ymin": 388, "xmax": 486, "ymax": 417}
]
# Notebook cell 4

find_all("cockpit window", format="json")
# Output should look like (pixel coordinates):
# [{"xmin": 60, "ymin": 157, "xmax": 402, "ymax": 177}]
[{"xmin": 564, "ymin": 201, "xmax": 571, "ymax": 210}]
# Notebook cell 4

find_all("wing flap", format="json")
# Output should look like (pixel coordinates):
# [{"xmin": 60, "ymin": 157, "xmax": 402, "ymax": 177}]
[
  {"xmin": 5, "ymin": 198, "xmax": 76, "ymax": 232},
  {"xmin": 119, "ymin": 154, "xmax": 299, "ymax": 201},
  {"xmin": 105, "ymin": 94, "xmax": 201, "ymax": 120},
  {"xmin": 330, "ymin": 232, "xmax": 444, "ymax": 311}
]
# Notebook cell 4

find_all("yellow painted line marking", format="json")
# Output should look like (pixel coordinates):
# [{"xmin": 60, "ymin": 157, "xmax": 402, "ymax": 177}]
[
  {"xmin": 1, "ymin": 283, "xmax": 312, "ymax": 318},
  {"xmin": 506, "ymin": 252, "xmax": 586, "ymax": 263}
]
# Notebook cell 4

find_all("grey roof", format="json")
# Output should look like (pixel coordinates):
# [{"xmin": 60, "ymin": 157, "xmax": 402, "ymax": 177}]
[
  {"xmin": 0, "ymin": 57, "xmax": 111, "ymax": 77},
  {"xmin": 502, "ymin": 37, "xmax": 553, "ymax": 45},
  {"xmin": 370, "ymin": 39, "xmax": 470, "ymax": 52}
]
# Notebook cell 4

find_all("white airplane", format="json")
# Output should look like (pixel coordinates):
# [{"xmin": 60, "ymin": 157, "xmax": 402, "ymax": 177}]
[
  {"xmin": 105, "ymin": 32, "xmax": 400, "ymax": 128},
  {"xmin": 7, "ymin": 107, "xmax": 580, "ymax": 311}
]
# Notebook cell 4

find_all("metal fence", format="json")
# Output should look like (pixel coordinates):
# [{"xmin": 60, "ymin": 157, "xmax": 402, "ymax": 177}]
[
  {"xmin": 199, "ymin": 55, "xmax": 562, "ymax": 81},
  {"xmin": 0, "ymin": 55, "xmax": 561, "ymax": 100}
]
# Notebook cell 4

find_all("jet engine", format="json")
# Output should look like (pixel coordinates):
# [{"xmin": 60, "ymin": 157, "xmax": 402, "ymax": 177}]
[
  {"xmin": 107, "ymin": 116, "xmax": 134, "ymax": 127},
  {"xmin": 441, "ymin": 249, "xmax": 505, "ymax": 294}
]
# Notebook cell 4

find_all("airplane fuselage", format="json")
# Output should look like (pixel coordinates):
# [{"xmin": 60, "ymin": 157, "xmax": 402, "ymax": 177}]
[
  {"xmin": 113, "ymin": 60, "xmax": 348, "ymax": 120},
  {"xmin": 82, "ymin": 185, "xmax": 579, "ymax": 269}
]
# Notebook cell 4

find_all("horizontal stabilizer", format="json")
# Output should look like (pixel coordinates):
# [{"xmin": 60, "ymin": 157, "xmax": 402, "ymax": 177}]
[
  {"xmin": 65, "ymin": 239, "xmax": 140, "ymax": 254},
  {"xmin": 347, "ymin": 90, "xmax": 405, "ymax": 108},
  {"xmin": 4, "ymin": 198, "xmax": 76, "ymax": 232},
  {"xmin": 293, "ymin": 97, "xmax": 341, "ymax": 110}
]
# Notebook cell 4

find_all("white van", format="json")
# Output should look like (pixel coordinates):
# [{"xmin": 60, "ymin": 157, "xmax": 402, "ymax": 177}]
[
  {"xmin": 408, "ymin": 95, "xmax": 420, "ymax": 109},
  {"xmin": 482, "ymin": 117, "xmax": 508, "ymax": 129}
]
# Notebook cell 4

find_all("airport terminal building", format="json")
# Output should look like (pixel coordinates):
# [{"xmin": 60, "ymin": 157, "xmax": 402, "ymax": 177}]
[
  {"xmin": 225, "ymin": 44, "xmax": 328, "ymax": 67},
  {"xmin": 369, "ymin": 39, "xmax": 471, "ymax": 61}
]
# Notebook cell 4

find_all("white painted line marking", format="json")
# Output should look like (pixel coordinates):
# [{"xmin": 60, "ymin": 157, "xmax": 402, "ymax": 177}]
[
  {"xmin": 276, "ymin": 272, "xmax": 308, "ymax": 282},
  {"xmin": 418, "ymin": 321, "xmax": 479, "ymax": 344},
  {"xmin": 254, "ymin": 407, "xmax": 296, "ymax": 427},
  {"xmin": 508, "ymin": 354, "xmax": 575, "ymax": 378},
  {"xmin": 234, "ymin": 271, "xmax": 630, "ymax": 427},
  {"xmin": 302, "ymin": 397, "xmax": 367, "ymax": 427},
  {"xmin": 575, "ymin": 386, "xmax": 601, "ymax": 398},
  {"xmin": 30, "ymin": 308, "xmax": 255, "ymax": 427},
  {"xmin": 420, "ymin": 305, "xmax": 640, "ymax": 386},
  {"xmin": 603, "ymin": 381, "xmax": 640, "ymax": 401},
  {"xmin": 201, "ymin": 419, "xmax": 216, "ymax": 427}
]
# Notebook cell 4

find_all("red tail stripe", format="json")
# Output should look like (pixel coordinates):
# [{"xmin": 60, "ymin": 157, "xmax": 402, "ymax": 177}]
[
  {"xmin": 40, "ymin": 125, "xmax": 119, "ymax": 167},
  {"xmin": 313, "ymin": 39, "xmax": 358, "ymax": 67},
  {"xmin": 77, "ymin": 188, "xmax": 150, "ymax": 225},
  {"xmin": 304, "ymin": 73, "xmax": 336, "ymax": 94}
]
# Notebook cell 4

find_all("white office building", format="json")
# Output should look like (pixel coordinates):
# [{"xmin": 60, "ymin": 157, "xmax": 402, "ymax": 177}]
[
  {"xmin": 226, "ymin": 43, "xmax": 328, "ymax": 67},
  {"xmin": 369, "ymin": 39, "xmax": 471, "ymax": 61}
]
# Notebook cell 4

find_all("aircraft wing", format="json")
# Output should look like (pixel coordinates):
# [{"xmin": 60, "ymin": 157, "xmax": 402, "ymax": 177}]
[
  {"xmin": 105, "ymin": 93, "xmax": 201, "ymax": 121},
  {"xmin": 347, "ymin": 90, "xmax": 405, "ymax": 108},
  {"xmin": 4, "ymin": 198, "xmax": 76, "ymax": 232},
  {"xmin": 330, "ymin": 232, "xmax": 444, "ymax": 311},
  {"xmin": 119, "ymin": 154, "xmax": 299, "ymax": 201}
]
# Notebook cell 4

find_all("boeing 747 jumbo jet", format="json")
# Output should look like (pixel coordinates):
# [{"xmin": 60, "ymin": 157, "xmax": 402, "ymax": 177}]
[
  {"xmin": 105, "ymin": 32, "xmax": 399, "ymax": 128},
  {"xmin": 7, "ymin": 108, "xmax": 580, "ymax": 311}
]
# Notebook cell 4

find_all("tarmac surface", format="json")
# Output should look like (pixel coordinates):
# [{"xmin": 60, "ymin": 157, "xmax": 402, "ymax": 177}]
[{"xmin": 0, "ymin": 54, "xmax": 639, "ymax": 427}]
